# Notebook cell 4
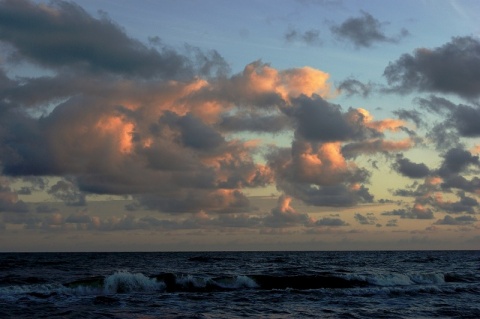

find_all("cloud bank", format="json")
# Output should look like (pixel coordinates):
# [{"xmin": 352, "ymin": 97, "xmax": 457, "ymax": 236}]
[{"xmin": 0, "ymin": 0, "xmax": 478, "ymax": 239}]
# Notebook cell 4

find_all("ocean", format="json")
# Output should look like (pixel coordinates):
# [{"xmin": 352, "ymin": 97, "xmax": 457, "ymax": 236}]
[{"xmin": 0, "ymin": 250, "xmax": 478, "ymax": 318}]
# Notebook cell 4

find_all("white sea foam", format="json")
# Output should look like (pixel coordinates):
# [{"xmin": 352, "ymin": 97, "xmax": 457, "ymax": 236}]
[
  {"xmin": 410, "ymin": 273, "xmax": 445, "ymax": 285},
  {"xmin": 175, "ymin": 274, "xmax": 209, "ymax": 288},
  {"xmin": 214, "ymin": 275, "xmax": 258, "ymax": 289},
  {"xmin": 0, "ymin": 283, "xmax": 62, "ymax": 295},
  {"xmin": 367, "ymin": 273, "xmax": 414, "ymax": 286},
  {"xmin": 345, "ymin": 272, "xmax": 446, "ymax": 287},
  {"xmin": 104, "ymin": 271, "xmax": 164, "ymax": 293}
]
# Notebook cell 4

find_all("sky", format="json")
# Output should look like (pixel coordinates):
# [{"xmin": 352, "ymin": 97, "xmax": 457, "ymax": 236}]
[{"xmin": 0, "ymin": 0, "xmax": 479, "ymax": 251}]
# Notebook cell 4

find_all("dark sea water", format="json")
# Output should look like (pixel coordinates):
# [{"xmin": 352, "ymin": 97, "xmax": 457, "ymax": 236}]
[{"xmin": 0, "ymin": 251, "xmax": 479, "ymax": 318}]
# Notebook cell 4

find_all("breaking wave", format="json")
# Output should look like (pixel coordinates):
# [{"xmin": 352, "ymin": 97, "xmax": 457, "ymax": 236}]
[{"xmin": 1, "ymin": 270, "xmax": 477, "ymax": 298}]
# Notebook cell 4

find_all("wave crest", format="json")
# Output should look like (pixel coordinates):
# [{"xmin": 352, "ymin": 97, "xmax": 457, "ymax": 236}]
[{"xmin": 104, "ymin": 271, "xmax": 164, "ymax": 293}]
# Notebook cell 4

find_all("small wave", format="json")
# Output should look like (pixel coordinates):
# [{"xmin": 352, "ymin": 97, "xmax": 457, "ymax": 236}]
[
  {"xmin": 216, "ymin": 275, "xmax": 258, "ymax": 289},
  {"xmin": 250, "ymin": 274, "xmax": 367, "ymax": 290},
  {"xmin": 345, "ymin": 272, "xmax": 445, "ymax": 287},
  {"xmin": 104, "ymin": 271, "xmax": 164, "ymax": 293},
  {"xmin": 0, "ymin": 283, "xmax": 61, "ymax": 295},
  {"xmin": 63, "ymin": 271, "xmax": 166, "ymax": 294},
  {"xmin": 160, "ymin": 274, "xmax": 258, "ymax": 292}
]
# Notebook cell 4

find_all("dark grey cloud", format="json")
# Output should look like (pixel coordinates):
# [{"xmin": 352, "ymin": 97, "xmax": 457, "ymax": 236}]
[
  {"xmin": 15, "ymin": 176, "xmax": 49, "ymax": 195},
  {"xmin": 286, "ymin": 95, "xmax": 378, "ymax": 142},
  {"xmin": 384, "ymin": 36, "xmax": 480, "ymax": 99},
  {"xmin": 426, "ymin": 123, "xmax": 460, "ymax": 151},
  {"xmin": 131, "ymin": 189, "xmax": 251, "ymax": 214},
  {"xmin": 47, "ymin": 180, "xmax": 86, "ymax": 206},
  {"xmin": 386, "ymin": 219, "xmax": 398, "ymax": 227},
  {"xmin": 331, "ymin": 12, "xmax": 408, "ymax": 48},
  {"xmin": 277, "ymin": 180, "xmax": 373, "ymax": 207},
  {"xmin": 392, "ymin": 188, "xmax": 420, "ymax": 197},
  {"xmin": 433, "ymin": 192, "xmax": 478, "ymax": 214},
  {"xmin": 440, "ymin": 175, "xmax": 480, "ymax": 193},
  {"xmin": 450, "ymin": 104, "xmax": 480, "ymax": 137},
  {"xmin": 416, "ymin": 96, "xmax": 480, "ymax": 149},
  {"xmin": 437, "ymin": 147, "xmax": 479, "ymax": 177},
  {"xmin": 3, "ymin": 212, "xmax": 39, "ymax": 227},
  {"xmin": 341, "ymin": 138, "xmax": 412, "ymax": 159},
  {"xmin": 315, "ymin": 217, "xmax": 348, "ymax": 226},
  {"xmin": 393, "ymin": 154, "xmax": 430, "ymax": 179},
  {"xmin": 284, "ymin": 28, "xmax": 322, "ymax": 46},
  {"xmin": 434, "ymin": 215, "xmax": 477, "ymax": 225},
  {"xmin": 393, "ymin": 109, "xmax": 425, "ymax": 128},
  {"xmin": 354, "ymin": 212, "xmax": 377, "ymax": 225},
  {"xmin": 184, "ymin": 44, "xmax": 231, "ymax": 78},
  {"xmin": 0, "ymin": 0, "xmax": 229, "ymax": 79},
  {"xmin": 393, "ymin": 181, "xmax": 478, "ymax": 216},
  {"xmin": 416, "ymin": 95, "xmax": 456, "ymax": 115},
  {"xmin": 0, "ymin": 110, "xmax": 54, "ymax": 176},
  {"xmin": 288, "ymin": 96, "xmax": 354, "ymax": 141},
  {"xmin": 337, "ymin": 78, "xmax": 373, "ymax": 97},
  {"xmin": 382, "ymin": 207, "xmax": 434, "ymax": 219},
  {"xmin": 161, "ymin": 112, "xmax": 225, "ymax": 151}
]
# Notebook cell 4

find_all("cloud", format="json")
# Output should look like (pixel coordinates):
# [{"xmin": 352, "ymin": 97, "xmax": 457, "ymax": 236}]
[
  {"xmin": 0, "ymin": 0, "xmax": 202, "ymax": 79},
  {"xmin": 354, "ymin": 212, "xmax": 377, "ymax": 225},
  {"xmin": 440, "ymin": 175, "xmax": 480, "ymax": 193},
  {"xmin": 386, "ymin": 219, "xmax": 398, "ymax": 227},
  {"xmin": 434, "ymin": 215, "xmax": 477, "ymax": 225},
  {"xmin": 384, "ymin": 36, "xmax": 480, "ymax": 99},
  {"xmin": 130, "ymin": 190, "xmax": 252, "ymax": 214},
  {"xmin": 206, "ymin": 61, "xmax": 332, "ymax": 107},
  {"xmin": 342, "ymin": 138, "xmax": 414, "ymax": 158},
  {"xmin": 263, "ymin": 195, "xmax": 312, "ymax": 228},
  {"xmin": 437, "ymin": 147, "xmax": 479, "ymax": 177},
  {"xmin": 337, "ymin": 78, "xmax": 374, "ymax": 97},
  {"xmin": 392, "ymin": 109, "xmax": 425, "ymax": 128},
  {"xmin": 382, "ymin": 205, "xmax": 434, "ymax": 219},
  {"xmin": 432, "ymin": 192, "xmax": 478, "ymax": 214},
  {"xmin": 0, "ymin": 0, "xmax": 415, "ymax": 220},
  {"xmin": 393, "ymin": 154, "xmax": 430, "ymax": 178},
  {"xmin": 331, "ymin": 11, "xmax": 408, "ymax": 48},
  {"xmin": 0, "ymin": 178, "xmax": 29, "ymax": 213},
  {"xmin": 314, "ymin": 216, "xmax": 349, "ymax": 226},
  {"xmin": 284, "ymin": 28, "xmax": 322, "ymax": 46},
  {"xmin": 416, "ymin": 96, "xmax": 480, "ymax": 148},
  {"xmin": 285, "ymin": 96, "xmax": 398, "ymax": 143},
  {"xmin": 287, "ymin": 96, "xmax": 360, "ymax": 142},
  {"xmin": 47, "ymin": 179, "xmax": 86, "ymax": 206}
]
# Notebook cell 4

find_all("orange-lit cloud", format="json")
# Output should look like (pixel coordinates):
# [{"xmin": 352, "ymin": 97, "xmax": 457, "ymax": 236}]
[
  {"xmin": 354, "ymin": 108, "xmax": 405, "ymax": 132},
  {"xmin": 95, "ymin": 116, "xmax": 135, "ymax": 154},
  {"xmin": 278, "ymin": 66, "xmax": 331, "ymax": 100},
  {"xmin": 296, "ymin": 142, "xmax": 349, "ymax": 185}
]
